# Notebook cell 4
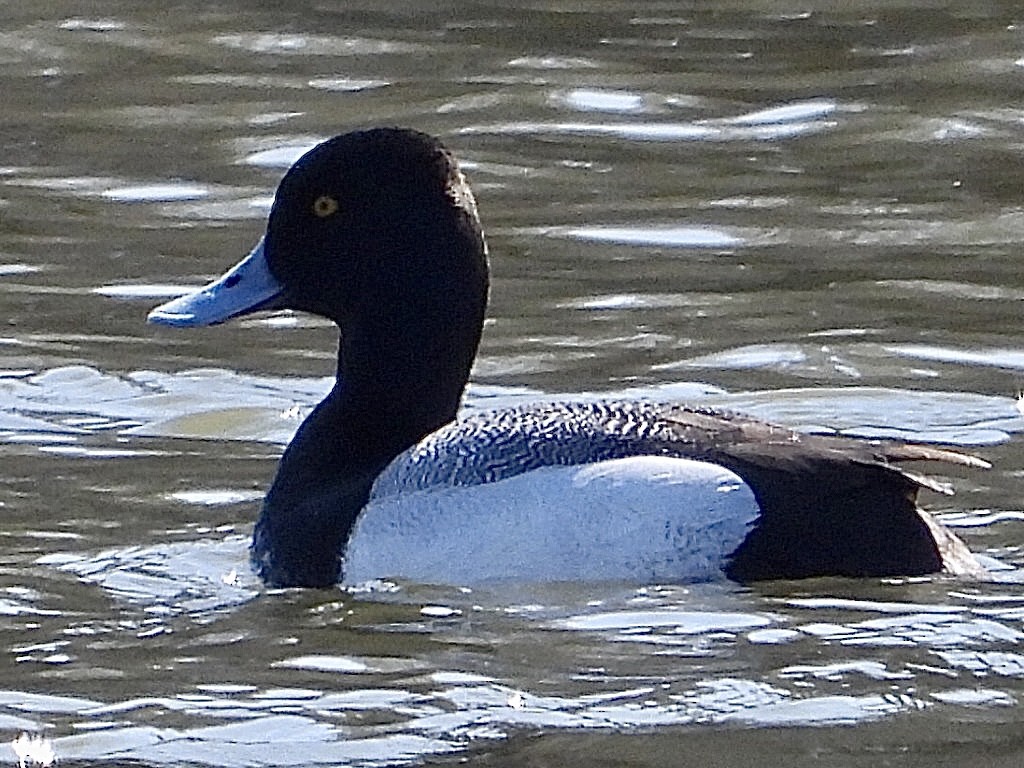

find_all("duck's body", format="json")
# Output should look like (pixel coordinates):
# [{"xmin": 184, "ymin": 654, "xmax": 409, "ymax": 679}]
[
  {"xmin": 344, "ymin": 399, "xmax": 983, "ymax": 586},
  {"xmin": 149, "ymin": 128, "xmax": 988, "ymax": 588}
]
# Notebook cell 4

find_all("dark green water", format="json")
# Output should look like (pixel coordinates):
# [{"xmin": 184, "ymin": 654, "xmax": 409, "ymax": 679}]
[{"xmin": 2, "ymin": 2, "xmax": 1024, "ymax": 766}]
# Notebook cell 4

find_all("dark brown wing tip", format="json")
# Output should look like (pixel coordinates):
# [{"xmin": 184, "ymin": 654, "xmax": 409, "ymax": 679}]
[{"xmin": 878, "ymin": 443, "xmax": 991, "ymax": 470}]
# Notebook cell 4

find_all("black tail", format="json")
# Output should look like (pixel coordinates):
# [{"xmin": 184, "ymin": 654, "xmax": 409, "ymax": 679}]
[{"xmin": 660, "ymin": 407, "xmax": 988, "ymax": 581}]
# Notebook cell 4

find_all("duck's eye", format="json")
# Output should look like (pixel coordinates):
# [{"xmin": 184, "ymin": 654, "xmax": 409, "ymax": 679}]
[{"xmin": 312, "ymin": 195, "xmax": 339, "ymax": 218}]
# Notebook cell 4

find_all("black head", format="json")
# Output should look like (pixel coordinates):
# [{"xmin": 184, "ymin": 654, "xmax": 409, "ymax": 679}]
[
  {"xmin": 150, "ymin": 127, "xmax": 491, "ymax": 406},
  {"xmin": 264, "ymin": 128, "xmax": 488, "ymax": 326},
  {"xmin": 148, "ymin": 128, "xmax": 488, "ymax": 335}
]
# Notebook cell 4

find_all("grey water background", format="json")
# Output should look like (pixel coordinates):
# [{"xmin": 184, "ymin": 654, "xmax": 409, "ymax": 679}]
[{"xmin": 3, "ymin": 1, "xmax": 1024, "ymax": 765}]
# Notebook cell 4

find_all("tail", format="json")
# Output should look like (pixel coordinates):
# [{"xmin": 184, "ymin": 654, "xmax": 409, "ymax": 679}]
[{"xmin": 671, "ymin": 418, "xmax": 991, "ymax": 581}]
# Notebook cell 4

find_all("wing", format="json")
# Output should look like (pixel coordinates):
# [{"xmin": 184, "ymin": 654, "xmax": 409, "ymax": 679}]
[{"xmin": 372, "ymin": 400, "xmax": 989, "ymax": 581}]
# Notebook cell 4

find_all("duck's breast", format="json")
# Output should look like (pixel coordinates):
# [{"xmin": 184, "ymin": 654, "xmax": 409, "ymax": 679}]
[{"xmin": 342, "ymin": 454, "xmax": 760, "ymax": 585}]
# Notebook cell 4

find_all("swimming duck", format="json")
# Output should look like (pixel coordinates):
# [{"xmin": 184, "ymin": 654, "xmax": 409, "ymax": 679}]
[{"xmin": 148, "ymin": 128, "xmax": 988, "ymax": 588}]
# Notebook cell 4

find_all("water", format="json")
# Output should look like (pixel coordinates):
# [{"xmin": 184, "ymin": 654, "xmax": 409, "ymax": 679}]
[{"xmin": 3, "ymin": 1, "xmax": 1024, "ymax": 765}]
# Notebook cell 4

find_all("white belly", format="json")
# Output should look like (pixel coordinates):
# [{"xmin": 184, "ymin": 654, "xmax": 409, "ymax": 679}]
[{"xmin": 342, "ymin": 456, "xmax": 760, "ymax": 586}]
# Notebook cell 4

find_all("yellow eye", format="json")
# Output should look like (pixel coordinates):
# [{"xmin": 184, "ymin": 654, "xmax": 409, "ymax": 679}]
[{"xmin": 312, "ymin": 195, "xmax": 339, "ymax": 218}]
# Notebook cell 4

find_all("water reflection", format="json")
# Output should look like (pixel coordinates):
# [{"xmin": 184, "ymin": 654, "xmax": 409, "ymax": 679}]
[
  {"xmin": 559, "ymin": 225, "xmax": 745, "ymax": 248},
  {"xmin": 464, "ymin": 98, "xmax": 838, "ymax": 140},
  {"xmin": 462, "ymin": 117, "xmax": 835, "ymax": 142},
  {"xmin": 9, "ymin": 562, "xmax": 1024, "ymax": 766},
  {"xmin": 0, "ymin": 365, "xmax": 1021, "ymax": 448}
]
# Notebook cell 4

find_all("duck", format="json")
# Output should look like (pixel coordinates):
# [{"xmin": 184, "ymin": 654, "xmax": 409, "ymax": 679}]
[{"xmin": 148, "ymin": 127, "xmax": 989, "ymax": 588}]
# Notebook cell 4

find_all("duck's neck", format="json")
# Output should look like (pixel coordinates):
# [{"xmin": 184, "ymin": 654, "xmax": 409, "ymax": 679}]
[{"xmin": 253, "ymin": 269, "xmax": 487, "ymax": 587}]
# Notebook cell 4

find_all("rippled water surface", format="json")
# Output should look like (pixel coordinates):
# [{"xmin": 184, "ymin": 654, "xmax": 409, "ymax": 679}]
[{"xmin": 3, "ymin": 1, "xmax": 1024, "ymax": 766}]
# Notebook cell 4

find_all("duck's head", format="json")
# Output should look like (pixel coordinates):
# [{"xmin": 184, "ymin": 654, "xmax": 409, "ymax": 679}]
[{"xmin": 149, "ymin": 128, "xmax": 489, "ymax": 333}]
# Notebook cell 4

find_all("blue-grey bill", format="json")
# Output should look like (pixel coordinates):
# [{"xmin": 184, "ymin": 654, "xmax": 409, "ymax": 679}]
[{"xmin": 147, "ymin": 236, "xmax": 283, "ymax": 327}]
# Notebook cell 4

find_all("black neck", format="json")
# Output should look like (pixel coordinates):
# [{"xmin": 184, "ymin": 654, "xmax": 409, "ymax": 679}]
[{"xmin": 253, "ymin": 247, "xmax": 487, "ymax": 587}]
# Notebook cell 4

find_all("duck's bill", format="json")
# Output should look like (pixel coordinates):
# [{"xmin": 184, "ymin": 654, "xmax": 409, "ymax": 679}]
[{"xmin": 147, "ymin": 236, "xmax": 284, "ymax": 327}]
